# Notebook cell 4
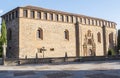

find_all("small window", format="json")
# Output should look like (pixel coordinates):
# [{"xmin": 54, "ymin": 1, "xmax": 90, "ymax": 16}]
[
  {"xmin": 55, "ymin": 14, "xmax": 58, "ymax": 21},
  {"xmin": 9, "ymin": 14, "xmax": 11, "ymax": 21},
  {"xmin": 49, "ymin": 13, "xmax": 53, "ymax": 20},
  {"xmin": 31, "ymin": 11, "xmax": 35, "ymax": 18},
  {"xmin": 37, "ymin": 12, "xmax": 41, "ymax": 19},
  {"xmin": 6, "ymin": 15, "xmax": 8, "ymax": 22},
  {"xmin": 88, "ymin": 19, "xmax": 90, "ymax": 25},
  {"xmin": 12, "ymin": 12, "xmax": 14, "ymax": 19},
  {"xmin": 50, "ymin": 48, "xmax": 54, "ymax": 51},
  {"xmin": 43, "ymin": 12, "xmax": 47, "ymax": 20},
  {"xmin": 66, "ymin": 16, "xmax": 69, "ymax": 22},
  {"xmin": 37, "ymin": 28, "xmax": 43, "ymax": 40},
  {"xmin": 23, "ymin": 10, "xmax": 28, "ymax": 17},
  {"xmin": 92, "ymin": 20, "xmax": 94, "ymax": 25},
  {"xmin": 80, "ymin": 18, "xmax": 82, "ymax": 23},
  {"xmin": 64, "ymin": 29, "xmax": 69, "ymax": 40},
  {"xmin": 84, "ymin": 18, "xmax": 86, "ymax": 24},
  {"xmin": 97, "ymin": 32, "xmax": 101, "ymax": 43},
  {"xmin": 60, "ymin": 15, "xmax": 64, "ymax": 22},
  {"xmin": 15, "ymin": 10, "xmax": 18, "ymax": 18}
]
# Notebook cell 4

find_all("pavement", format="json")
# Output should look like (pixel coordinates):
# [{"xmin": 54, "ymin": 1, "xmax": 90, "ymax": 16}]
[{"xmin": 0, "ymin": 60, "xmax": 120, "ymax": 78}]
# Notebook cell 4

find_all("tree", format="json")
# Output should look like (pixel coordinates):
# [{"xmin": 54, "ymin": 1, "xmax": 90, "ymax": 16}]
[
  {"xmin": 1, "ymin": 19, "xmax": 7, "ymax": 65},
  {"xmin": 1, "ymin": 19, "xmax": 7, "ymax": 44}
]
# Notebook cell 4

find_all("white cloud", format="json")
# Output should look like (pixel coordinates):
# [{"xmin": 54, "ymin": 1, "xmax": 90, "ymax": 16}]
[{"xmin": 0, "ymin": 10, "xmax": 3, "ymax": 14}]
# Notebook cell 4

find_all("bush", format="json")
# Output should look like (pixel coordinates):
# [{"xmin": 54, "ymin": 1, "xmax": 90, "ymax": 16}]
[{"xmin": 108, "ymin": 48, "xmax": 116, "ymax": 56}]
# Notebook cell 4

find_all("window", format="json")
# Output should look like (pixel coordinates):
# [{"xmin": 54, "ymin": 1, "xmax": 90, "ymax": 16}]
[
  {"xmin": 84, "ymin": 18, "xmax": 86, "ymax": 24},
  {"xmin": 92, "ymin": 20, "xmax": 94, "ymax": 25},
  {"xmin": 66, "ymin": 16, "xmax": 69, "ymax": 22},
  {"xmin": 37, "ymin": 28, "xmax": 43, "ymax": 40},
  {"xmin": 60, "ymin": 15, "xmax": 64, "ymax": 22},
  {"xmin": 37, "ymin": 12, "xmax": 41, "ymax": 19},
  {"xmin": 9, "ymin": 14, "xmax": 11, "ymax": 21},
  {"xmin": 55, "ymin": 14, "xmax": 58, "ymax": 21},
  {"xmin": 12, "ymin": 12, "xmax": 14, "ymax": 19},
  {"xmin": 6, "ymin": 15, "xmax": 8, "ymax": 22},
  {"xmin": 97, "ymin": 32, "xmax": 101, "ymax": 43},
  {"xmin": 49, "ymin": 13, "xmax": 53, "ymax": 20},
  {"xmin": 31, "ymin": 11, "xmax": 35, "ymax": 18},
  {"xmin": 8, "ymin": 29, "xmax": 12, "ymax": 40},
  {"xmin": 64, "ymin": 29, "xmax": 69, "ymax": 40},
  {"xmin": 23, "ymin": 10, "xmax": 28, "ymax": 17},
  {"xmin": 88, "ymin": 19, "xmax": 90, "ymax": 25},
  {"xmin": 43, "ymin": 12, "xmax": 47, "ymax": 20},
  {"xmin": 15, "ymin": 10, "xmax": 18, "ymax": 18}
]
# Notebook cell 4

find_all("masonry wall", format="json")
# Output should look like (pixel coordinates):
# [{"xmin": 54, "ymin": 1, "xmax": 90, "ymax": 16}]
[
  {"xmin": 6, "ymin": 19, "xmax": 19, "ymax": 58},
  {"xmin": 80, "ymin": 24, "xmax": 104, "ymax": 56},
  {"xmin": 19, "ymin": 18, "xmax": 76, "ymax": 58}
]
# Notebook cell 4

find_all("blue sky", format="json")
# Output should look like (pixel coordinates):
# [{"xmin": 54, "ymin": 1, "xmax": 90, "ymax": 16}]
[{"xmin": 0, "ymin": 0, "xmax": 120, "ymax": 29}]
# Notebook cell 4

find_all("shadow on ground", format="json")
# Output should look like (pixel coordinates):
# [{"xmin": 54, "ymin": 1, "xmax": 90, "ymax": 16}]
[{"xmin": 0, "ymin": 69, "xmax": 120, "ymax": 78}]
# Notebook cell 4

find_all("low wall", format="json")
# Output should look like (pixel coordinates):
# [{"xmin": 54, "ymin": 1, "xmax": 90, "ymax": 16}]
[{"xmin": 4, "ymin": 56, "xmax": 120, "ymax": 65}]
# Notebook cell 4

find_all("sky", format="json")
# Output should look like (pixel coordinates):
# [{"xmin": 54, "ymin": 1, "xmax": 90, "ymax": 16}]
[{"xmin": 0, "ymin": 0, "xmax": 120, "ymax": 30}]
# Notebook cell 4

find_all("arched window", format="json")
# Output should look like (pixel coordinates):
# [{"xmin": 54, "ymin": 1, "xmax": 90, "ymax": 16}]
[
  {"xmin": 8, "ymin": 28, "xmax": 12, "ymax": 40},
  {"xmin": 64, "ymin": 30, "xmax": 69, "ymax": 40},
  {"xmin": 109, "ymin": 33, "xmax": 113, "ymax": 44},
  {"xmin": 37, "ymin": 28, "xmax": 43, "ymax": 40},
  {"xmin": 97, "ymin": 32, "xmax": 101, "ymax": 43}
]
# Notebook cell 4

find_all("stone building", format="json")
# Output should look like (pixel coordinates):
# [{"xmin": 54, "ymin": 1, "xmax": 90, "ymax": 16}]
[{"xmin": 1, "ymin": 5, "xmax": 117, "ymax": 58}]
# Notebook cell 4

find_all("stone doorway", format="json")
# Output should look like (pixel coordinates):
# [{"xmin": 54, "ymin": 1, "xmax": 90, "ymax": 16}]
[{"xmin": 83, "ymin": 30, "xmax": 96, "ymax": 56}]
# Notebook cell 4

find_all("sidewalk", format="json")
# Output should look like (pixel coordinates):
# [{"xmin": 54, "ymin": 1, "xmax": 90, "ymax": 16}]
[{"xmin": 0, "ymin": 60, "xmax": 120, "ymax": 78}]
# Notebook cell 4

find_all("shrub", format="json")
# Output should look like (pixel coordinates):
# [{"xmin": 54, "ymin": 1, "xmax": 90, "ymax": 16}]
[{"xmin": 108, "ymin": 48, "xmax": 116, "ymax": 56}]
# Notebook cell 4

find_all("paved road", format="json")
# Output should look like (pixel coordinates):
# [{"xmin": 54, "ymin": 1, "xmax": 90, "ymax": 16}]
[{"xmin": 0, "ymin": 60, "xmax": 120, "ymax": 78}]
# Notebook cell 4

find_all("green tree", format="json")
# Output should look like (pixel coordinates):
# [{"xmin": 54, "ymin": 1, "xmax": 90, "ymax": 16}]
[
  {"xmin": 0, "ymin": 20, "xmax": 7, "ymax": 59},
  {"xmin": 1, "ymin": 19, "xmax": 7, "ymax": 44}
]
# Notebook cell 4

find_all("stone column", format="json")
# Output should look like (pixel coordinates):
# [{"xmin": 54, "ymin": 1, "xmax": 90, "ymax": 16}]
[{"xmin": 2, "ymin": 43, "xmax": 7, "ymax": 65}]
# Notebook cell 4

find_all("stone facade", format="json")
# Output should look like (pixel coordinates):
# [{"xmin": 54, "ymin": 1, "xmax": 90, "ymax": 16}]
[{"xmin": 1, "ymin": 6, "xmax": 117, "ymax": 58}]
